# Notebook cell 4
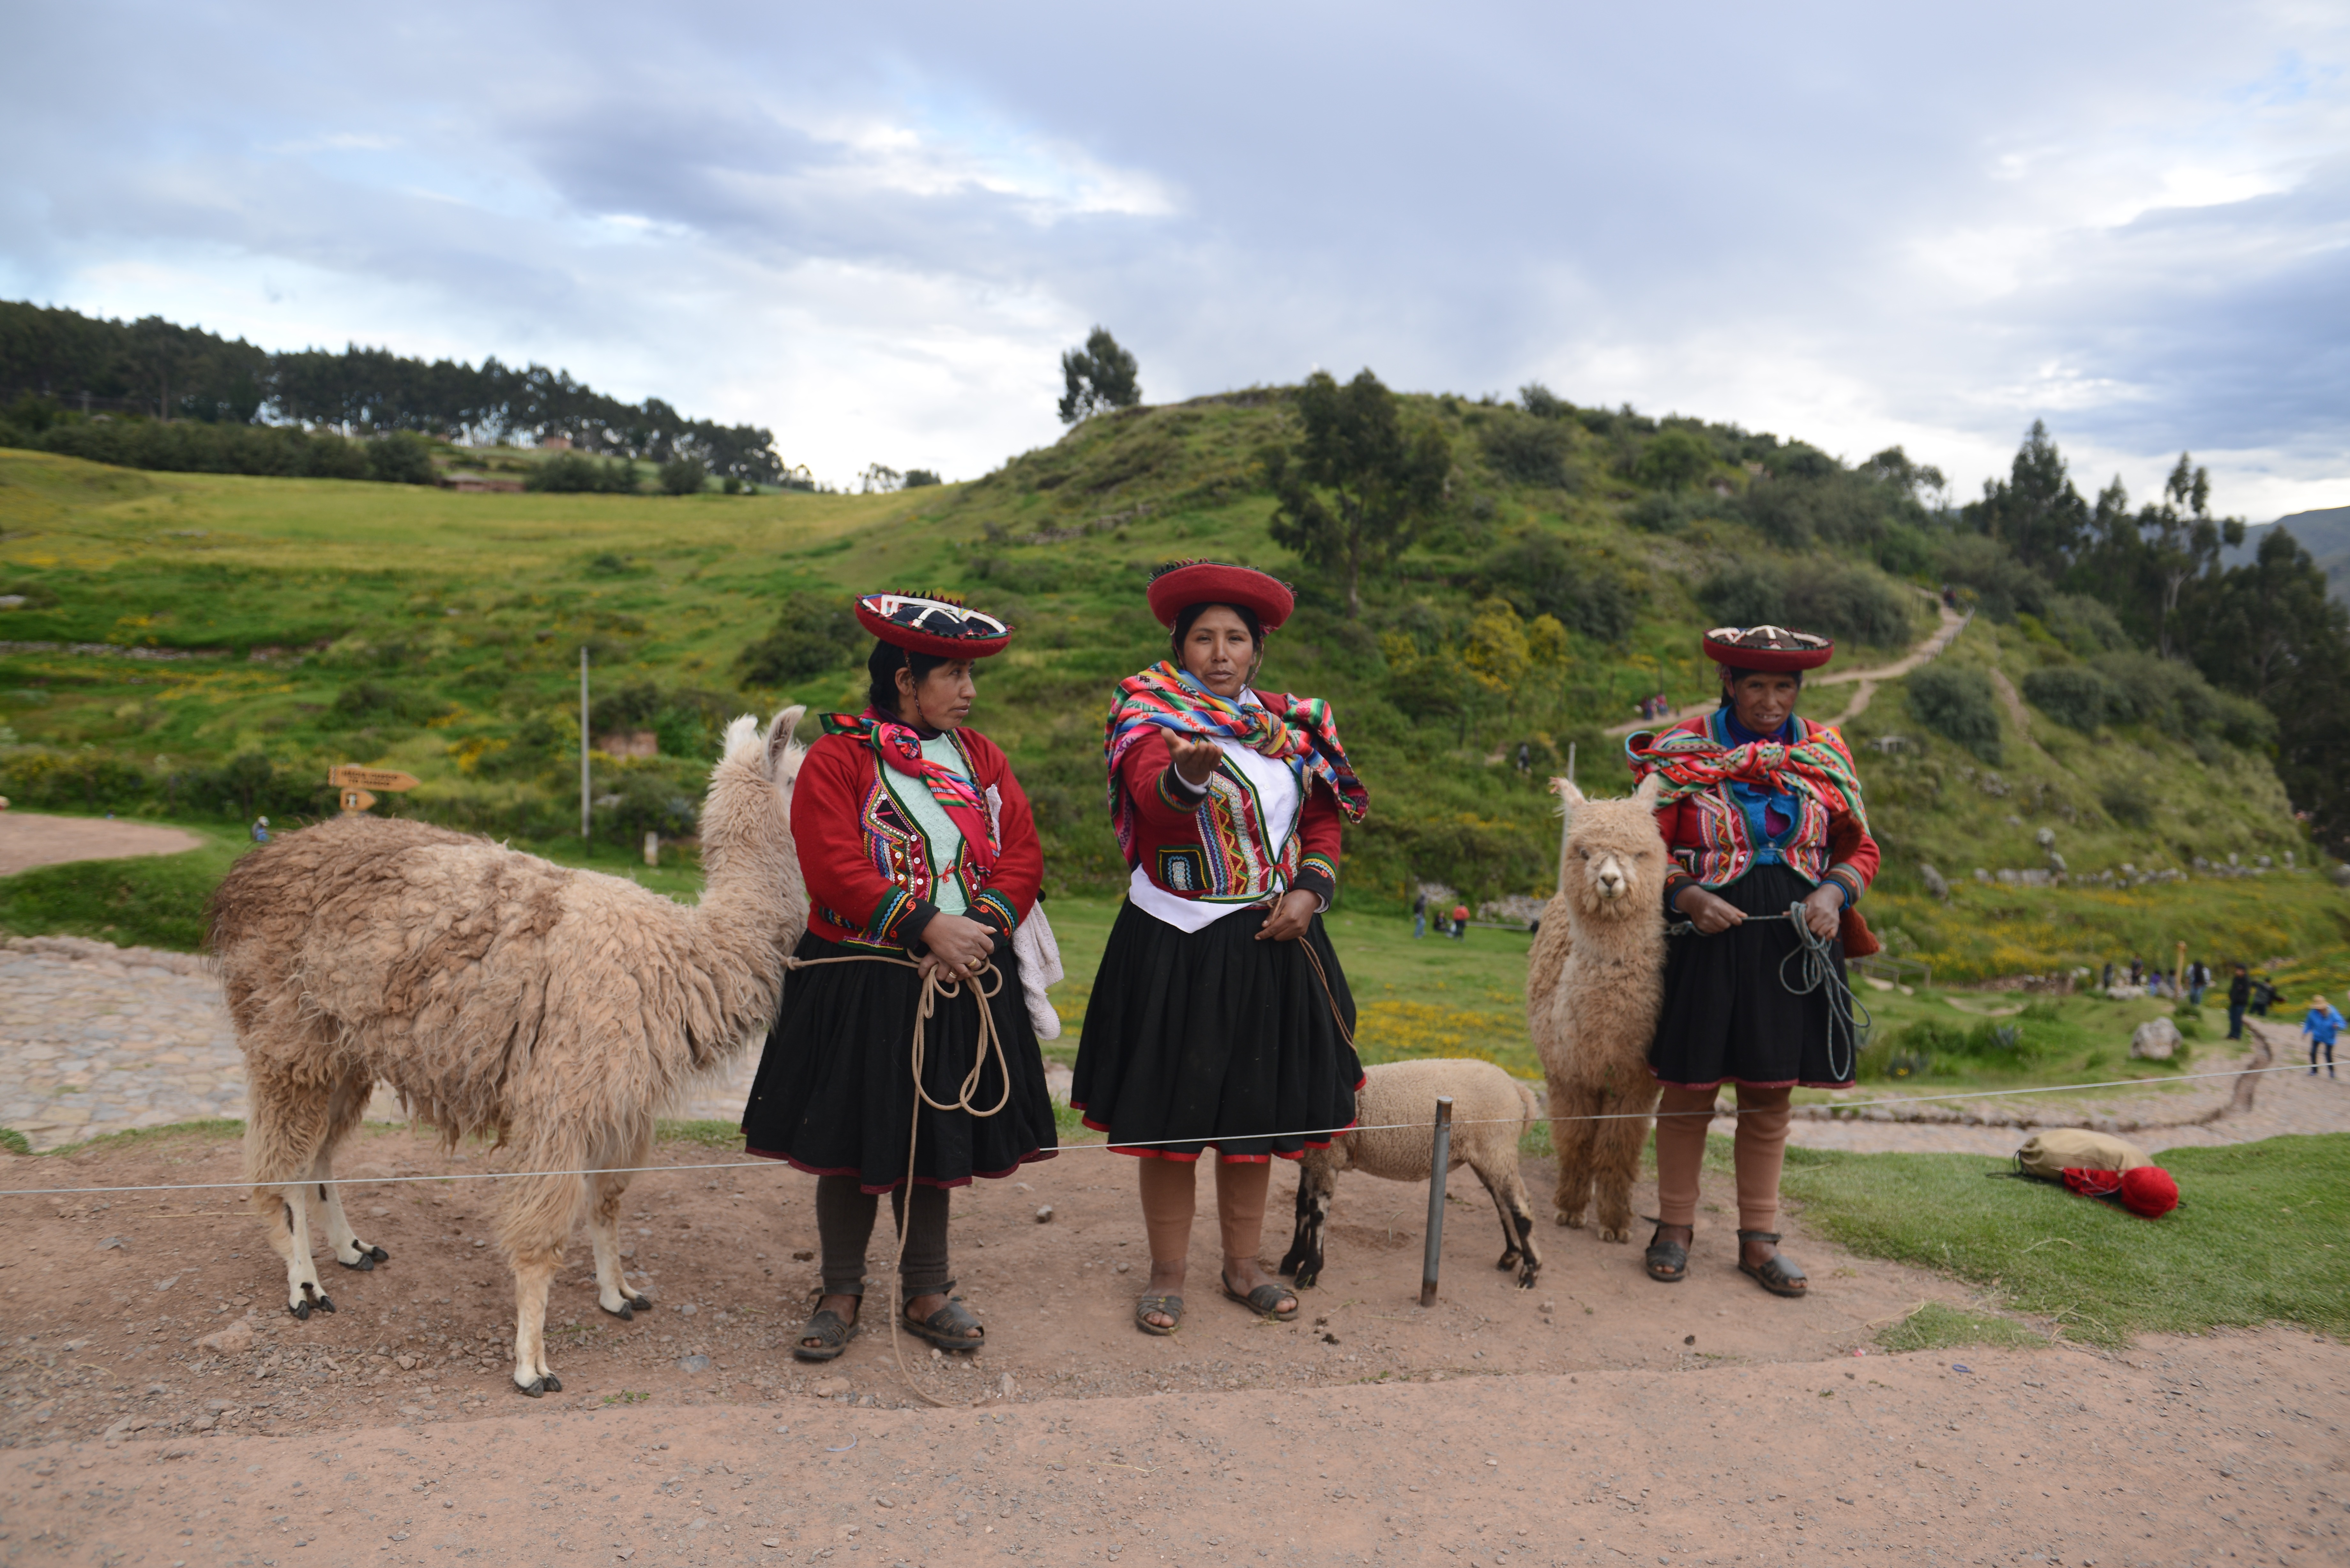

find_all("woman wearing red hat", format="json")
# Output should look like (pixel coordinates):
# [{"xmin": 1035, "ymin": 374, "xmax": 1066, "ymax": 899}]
[
  {"xmin": 1624, "ymin": 625, "xmax": 1880, "ymax": 1299},
  {"xmin": 1074, "ymin": 561, "xmax": 1370, "ymax": 1335},
  {"xmin": 741, "ymin": 593, "xmax": 1057, "ymax": 1362}
]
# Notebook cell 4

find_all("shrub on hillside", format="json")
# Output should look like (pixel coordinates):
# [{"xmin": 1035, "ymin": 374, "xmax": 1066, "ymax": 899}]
[
  {"xmin": 1623, "ymin": 489, "xmax": 1725, "ymax": 534},
  {"xmin": 659, "ymin": 454, "xmax": 708, "ymax": 495},
  {"xmin": 1934, "ymin": 533, "xmax": 2046, "ymax": 621},
  {"xmin": 1907, "ymin": 665, "xmax": 2003, "ymax": 763},
  {"xmin": 1698, "ymin": 556, "xmax": 1918, "ymax": 648},
  {"xmin": 2021, "ymin": 665, "xmax": 2109, "ymax": 732},
  {"xmin": 10, "ymin": 418, "xmax": 433, "ymax": 483},
  {"xmin": 735, "ymin": 591, "xmax": 864, "ymax": 685},
  {"xmin": 2092, "ymin": 651, "xmax": 2274, "ymax": 750},
  {"xmin": 904, "ymin": 468, "xmax": 942, "ymax": 488},
  {"xmin": 326, "ymin": 680, "xmax": 445, "ymax": 728},
  {"xmin": 1473, "ymin": 533, "xmax": 1644, "ymax": 643},
  {"xmin": 1517, "ymin": 381, "xmax": 1571, "ymax": 420},
  {"xmin": 1477, "ymin": 411, "xmax": 1574, "ymax": 488},
  {"xmin": 1633, "ymin": 428, "xmax": 1713, "ymax": 491},
  {"xmin": 526, "ymin": 451, "xmax": 637, "ymax": 493}
]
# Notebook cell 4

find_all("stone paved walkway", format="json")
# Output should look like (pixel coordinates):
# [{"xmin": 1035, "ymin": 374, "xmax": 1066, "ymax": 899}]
[{"xmin": 3, "ymin": 936, "xmax": 2342, "ymax": 1157}]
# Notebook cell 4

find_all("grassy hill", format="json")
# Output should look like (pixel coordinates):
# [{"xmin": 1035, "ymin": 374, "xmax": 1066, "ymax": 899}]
[{"xmin": 3, "ymin": 388, "xmax": 2340, "ymax": 986}]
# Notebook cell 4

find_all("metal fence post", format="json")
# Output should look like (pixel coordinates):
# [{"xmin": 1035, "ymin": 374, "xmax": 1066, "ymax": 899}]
[{"xmin": 1420, "ymin": 1096, "xmax": 1454, "ymax": 1307}]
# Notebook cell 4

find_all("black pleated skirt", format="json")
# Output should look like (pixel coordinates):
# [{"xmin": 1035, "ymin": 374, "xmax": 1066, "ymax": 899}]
[
  {"xmin": 1647, "ymin": 863, "xmax": 1860, "ymax": 1090},
  {"xmin": 741, "ymin": 932, "xmax": 1059, "ymax": 1193},
  {"xmin": 1071, "ymin": 900, "xmax": 1362, "ymax": 1161}
]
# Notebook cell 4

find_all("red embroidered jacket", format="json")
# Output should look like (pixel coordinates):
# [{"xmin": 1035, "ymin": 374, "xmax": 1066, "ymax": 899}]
[
  {"xmin": 1115, "ymin": 728, "xmax": 1342, "ymax": 906},
  {"xmin": 792, "ymin": 726, "xmax": 1042, "ymax": 952},
  {"xmin": 1647, "ymin": 713, "xmax": 1880, "ymax": 954}
]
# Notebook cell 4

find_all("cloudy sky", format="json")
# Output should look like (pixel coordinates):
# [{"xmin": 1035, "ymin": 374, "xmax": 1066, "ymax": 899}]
[{"xmin": 4, "ymin": 1, "xmax": 2344, "ymax": 517}]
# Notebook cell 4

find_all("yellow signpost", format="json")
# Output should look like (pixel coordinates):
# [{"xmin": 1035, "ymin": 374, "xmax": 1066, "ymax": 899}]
[{"xmin": 330, "ymin": 765, "xmax": 419, "ymax": 814}]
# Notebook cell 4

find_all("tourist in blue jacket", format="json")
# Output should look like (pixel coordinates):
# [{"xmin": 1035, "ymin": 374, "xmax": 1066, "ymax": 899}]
[{"xmin": 2302, "ymin": 996, "xmax": 2343, "ymax": 1079}]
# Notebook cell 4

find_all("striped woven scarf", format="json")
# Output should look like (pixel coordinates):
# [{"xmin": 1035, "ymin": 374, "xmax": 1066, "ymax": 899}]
[
  {"xmin": 1625, "ymin": 716, "xmax": 1869, "ymax": 834},
  {"xmin": 1103, "ymin": 663, "xmax": 1368, "ymax": 857},
  {"xmin": 820, "ymin": 708, "xmax": 997, "ymax": 881}
]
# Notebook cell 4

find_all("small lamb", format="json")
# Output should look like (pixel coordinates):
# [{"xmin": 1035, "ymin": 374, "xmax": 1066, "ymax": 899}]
[{"xmin": 1278, "ymin": 1057, "xmax": 1544, "ymax": 1290}]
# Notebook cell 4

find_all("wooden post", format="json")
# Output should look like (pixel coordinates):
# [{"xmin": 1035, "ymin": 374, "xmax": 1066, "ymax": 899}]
[
  {"xmin": 1420, "ymin": 1097, "xmax": 1454, "ymax": 1308},
  {"xmin": 580, "ymin": 647, "xmax": 592, "ymax": 841}
]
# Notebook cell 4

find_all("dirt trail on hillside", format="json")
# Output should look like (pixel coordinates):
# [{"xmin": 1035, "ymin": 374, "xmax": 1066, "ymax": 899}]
[
  {"xmin": 0, "ymin": 811, "xmax": 203, "ymax": 876},
  {"xmin": 1607, "ymin": 603, "xmax": 1970, "ymax": 738}
]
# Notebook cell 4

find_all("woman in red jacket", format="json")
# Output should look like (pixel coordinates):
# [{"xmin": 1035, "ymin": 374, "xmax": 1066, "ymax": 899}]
[
  {"xmin": 1073, "ymin": 562, "xmax": 1369, "ymax": 1335},
  {"xmin": 741, "ymin": 592, "xmax": 1056, "ymax": 1362},
  {"xmin": 1626, "ymin": 625, "xmax": 1879, "ymax": 1299}
]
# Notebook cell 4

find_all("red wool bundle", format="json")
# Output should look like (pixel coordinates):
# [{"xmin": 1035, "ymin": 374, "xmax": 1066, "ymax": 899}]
[{"xmin": 2061, "ymin": 1165, "xmax": 2179, "ymax": 1218}]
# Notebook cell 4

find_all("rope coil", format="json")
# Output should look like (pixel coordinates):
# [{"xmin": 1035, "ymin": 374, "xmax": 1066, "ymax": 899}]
[{"xmin": 1664, "ymin": 901, "xmax": 1871, "ymax": 1083}]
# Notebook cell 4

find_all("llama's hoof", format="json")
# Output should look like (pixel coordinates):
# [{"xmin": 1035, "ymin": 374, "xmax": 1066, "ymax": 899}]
[
  {"xmin": 364, "ymin": 1243, "xmax": 390, "ymax": 1263},
  {"xmin": 1514, "ymin": 1269, "xmax": 1540, "ymax": 1290},
  {"xmin": 540, "ymin": 1374, "xmax": 562, "ymax": 1392},
  {"xmin": 314, "ymin": 1293, "xmax": 336, "ymax": 1312},
  {"xmin": 625, "ymin": 1293, "xmax": 652, "ymax": 1312},
  {"xmin": 1554, "ymin": 1209, "xmax": 1585, "ymax": 1229},
  {"xmin": 289, "ymin": 1300, "xmax": 311, "ymax": 1321},
  {"xmin": 602, "ymin": 1300, "xmax": 635, "ymax": 1322},
  {"xmin": 1495, "ymin": 1249, "xmax": 1522, "ymax": 1272},
  {"xmin": 1292, "ymin": 1266, "xmax": 1320, "ymax": 1289},
  {"xmin": 516, "ymin": 1377, "xmax": 547, "ymax": 1398},
  {"xmin": 1596, "ymin": 1226, "xmax": 1631, "ymax": 1244},
  {"xmin": 338, "ymin": 1252, "xmax": 375, "ymax": 1271}
]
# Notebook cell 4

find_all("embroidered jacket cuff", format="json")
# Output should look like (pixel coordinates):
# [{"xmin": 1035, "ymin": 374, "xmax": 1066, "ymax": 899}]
[
  {"xmin": 1664, "ymin": 868, "xmax": 1700, "ymax": 915},
  {"xmin": 1156, "ymin": 765, "xmax": 1208, "ymax": 812},
  {"xmin": 968, "ymin": 889, "xmax": 1020, "ymax": 941},
  {"xmin": 895, "ymin": 898, "xmax": 943, "ymax": 954},
  {"xmin": 1824, "ymin": 863, "xmax": 1867, "ymax": 906},
  {"xmin": 1293, "ymin": 856, "xmax": 1337, "ymax": 911}
]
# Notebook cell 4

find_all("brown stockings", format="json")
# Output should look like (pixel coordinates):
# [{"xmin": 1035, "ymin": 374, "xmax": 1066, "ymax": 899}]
[
  {"xmin": 1136, "ymin": 1156, "xmax": 1288, "ymax": 1327},
  {"xmin": 1652, "ymin": 1082, "xmax": 1793, "ymax": 1233}
]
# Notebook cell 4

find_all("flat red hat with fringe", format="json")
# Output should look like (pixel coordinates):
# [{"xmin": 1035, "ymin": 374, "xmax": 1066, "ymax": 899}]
[
  {"xmin": 853, "ymin": 592, "xmax": 1013, "ymax": 659},
  {"xmin": 1702, "ymin": 623, "xmax": 1836, "ymax": 673},
  {"xmin": 1146, "ymin": 560, "xmax": 1295, "ymax": 633}
]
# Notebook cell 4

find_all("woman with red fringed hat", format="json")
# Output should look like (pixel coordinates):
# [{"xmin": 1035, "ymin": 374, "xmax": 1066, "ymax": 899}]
[
  {"xmin": 741, "ymin": 593, "xmax": 1058, "ymax": 1363},
  {"xmin": 1624, "ymin": 625, "xmax": 1880, "ymax": 1299},
  {"xmin": 1074, "ymin": 562, "xmax": 1370, "ymax": 1336}
]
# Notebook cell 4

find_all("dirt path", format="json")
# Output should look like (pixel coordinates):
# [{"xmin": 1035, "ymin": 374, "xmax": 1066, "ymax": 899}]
[
  {"xmin": 1606, "ymin": 603, "xmax": 1970, "ymax": 738},
  {"xmin": 0, "ymin": 811, "xmax": 203, "ymax": 877},
  {"xmin": 6, "ymin": 1313, "xmax": 2340, "ymax": 1566}
]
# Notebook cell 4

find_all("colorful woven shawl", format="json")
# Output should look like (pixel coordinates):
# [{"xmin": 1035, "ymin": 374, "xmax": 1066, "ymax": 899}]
[
  {"xmin": 1103, "ymin": 663, "xmax": 1368, "ymax": 857},
  {"xmin": 820, "ymin": 709, "xmax": 998, "ymax": 881},
  {"xmin": 1625, "ymin": 715, "xmax": 1869, "ymax": 834}
]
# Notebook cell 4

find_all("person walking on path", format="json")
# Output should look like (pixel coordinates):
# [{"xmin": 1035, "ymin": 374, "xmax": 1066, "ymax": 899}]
[
  {"xmin": 2303, "ymin": 995, "xmax": 2344, "ymax": 1079},
  {"xmin": 2227, "ymin": 964, "xmax": 2252, "ymax": 1040},
  {"xmin": 1412, "ymin": 889, "xmax": 1427, "ymax": 940},
  {"xmin": 1450, "ymin": 902, "xmax": 1469, "ymax": 940},
  {"xmin": 1073, "ymin": 561, "xmax": 1369, "ymax": 1337},
  {"xmin": 2188, "ymin": 959, "xmax": 2211, "ymax": 1006},
  {"xmin": 1626, "ymin": 623, "xmax": 1880, "ymax": 1299},
  {"xmin": 740, "ymin": 591, "xmax": 1058, "ymax": 1363}
]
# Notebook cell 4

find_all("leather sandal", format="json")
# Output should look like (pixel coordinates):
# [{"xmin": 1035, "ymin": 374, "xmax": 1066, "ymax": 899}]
[
  {"xmin": 791, "ymin": 1305, "xmax": 860, "ymax": 1361},
  {"xmin": 1736, "ymin": 1230, "xmax": 1808, "ymax": 1298},
  {"xmin": 1134, "ymin": 1293, "xmax": 1184, "ymax": 1337},
  {"xmin": 901, "ymin": 1296, "xmax": 985, "ymax": 1353},
  {"xmin": 1221, "ymin": 1273, "xmax": 1300, "ymax": 1321},
  {"xmin": 1644, "ymin": 1223, "xmax": 1689, "ymax": 1283}
]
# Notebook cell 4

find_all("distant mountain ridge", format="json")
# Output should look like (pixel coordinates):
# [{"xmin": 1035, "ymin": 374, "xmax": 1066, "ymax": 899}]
[{"xmin": 2233, "ymin": 505, "xmax": 2350, "ymax": 602}]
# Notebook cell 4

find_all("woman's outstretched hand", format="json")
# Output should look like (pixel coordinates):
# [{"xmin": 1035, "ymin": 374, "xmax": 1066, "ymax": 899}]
[
  {"xmin": 1167, "ymin": 735, "xmax": 1223, "ymax": 788},
  {"xmin": 1801, "ymin": 883, "xmax": 1845, "ymax": 941},
  {"xmin": 1673, "ymin": 886, "xmax": 1746, "ymax": 935},
  {"xmin": 1255, "ymin": 889, "xmax": 1320, "ymax": 942},
  {"xmin": 917, "ymin": 911, "xmax": 996, "ymax": 983}
]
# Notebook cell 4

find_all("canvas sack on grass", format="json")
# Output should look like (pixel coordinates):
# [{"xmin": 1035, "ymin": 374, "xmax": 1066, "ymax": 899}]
[{"xmin": 2014, "ymin": 1128, "xmax": 2154, "ymax": 1179}]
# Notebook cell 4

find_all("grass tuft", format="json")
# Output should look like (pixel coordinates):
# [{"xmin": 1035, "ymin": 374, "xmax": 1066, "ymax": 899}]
[{"xmin": 1873, "ymin": 1301, "xmax": 2045, "ymax": 1354}]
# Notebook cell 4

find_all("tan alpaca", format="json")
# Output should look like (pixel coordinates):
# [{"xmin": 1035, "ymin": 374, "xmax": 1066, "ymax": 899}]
[
  {"xmin": 1528, "ymin": 773, "xmax": 1670, "ymax": 1242},
  {"xmin": 208, "ymin": 709, "xmax": 808, "ymax": 1396}
]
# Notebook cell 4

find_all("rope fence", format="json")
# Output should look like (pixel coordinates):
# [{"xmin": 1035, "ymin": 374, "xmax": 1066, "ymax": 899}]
[{"xmin": 0, "ymin": 1061, "xmax": 2320, "ymax": 1200}]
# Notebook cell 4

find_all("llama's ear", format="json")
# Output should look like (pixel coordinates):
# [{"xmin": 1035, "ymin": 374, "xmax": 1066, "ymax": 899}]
[
  {"xmin": 1632, "ymin": 772, "xmax": 1665, "ymax": 810},
  {"xmin": 1550, "ymin": 776, "xmax": 1587, "ymax": 809},
  {"xmin": 766, "ymin": 705, "xmax": 806, "ymax": 774}
]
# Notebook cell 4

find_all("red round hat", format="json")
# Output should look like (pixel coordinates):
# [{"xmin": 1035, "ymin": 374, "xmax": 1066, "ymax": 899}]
[
  {"xmin": 1702, "ymin": 624, "xmax": 1835, "ymax": 672},
  {"xmin": 854, "ymin": 592, "xmax": 1013, "ymax": 659},
  {"xmin": 1146, "ymin": 561, "xmax": 1295, "ymax": 632},
  {"xmin": 2118, "ymin": 1165, "xmax": 2178, "ymax": 1219}
]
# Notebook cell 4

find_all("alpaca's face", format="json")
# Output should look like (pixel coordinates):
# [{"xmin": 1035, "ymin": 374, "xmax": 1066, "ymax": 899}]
[{"xmin": 1569, "ymin": 819, "xmax": 1652, "ymax": 916}]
